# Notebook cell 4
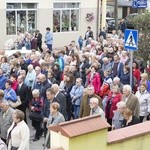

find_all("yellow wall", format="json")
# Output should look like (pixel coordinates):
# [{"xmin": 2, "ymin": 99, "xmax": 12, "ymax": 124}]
[
  {"xmin": 69, "ymin": 129, "xmax": 108, "ymax": 150},
  {"xmin": 50, "ymin": 128, "xmax": 150, "ymax": 150},
  {"xmin": 107, "ymin": 134, "xmax": 150, "ymax": 150}
]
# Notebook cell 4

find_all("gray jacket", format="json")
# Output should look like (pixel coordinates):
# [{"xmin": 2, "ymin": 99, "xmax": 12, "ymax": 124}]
[{"xmin": 0, "ymin": 107, "xmax": 15, "ymax": 139}]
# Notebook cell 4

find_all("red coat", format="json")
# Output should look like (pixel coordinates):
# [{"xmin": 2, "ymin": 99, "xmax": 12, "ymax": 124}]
[
  {"xmin": 12, "ymin": 80, "xmax": 18, "ymax": 92},
  {"xmin": 105, "ymin": 92, "xmax": 122, "ymax": 119},
  {"xmin": 87, "ymin": 72, "xmax": 101, "ymax": 94},
  {"xmin": 133, "ymin": 68, "xmax": 141, "ymax": 84}
]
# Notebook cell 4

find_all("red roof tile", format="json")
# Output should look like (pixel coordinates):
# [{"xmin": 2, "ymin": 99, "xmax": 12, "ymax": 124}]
[
  {"xmin": 108, "ymin": 121, "xmax": 150, "ymax": 144},
  {"xmin": 48, "ymin": 115, "xmax": 110, "ymax": 138}
]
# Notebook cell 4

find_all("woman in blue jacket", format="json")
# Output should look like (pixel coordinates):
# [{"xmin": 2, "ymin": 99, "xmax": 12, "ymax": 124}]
[{"xmin": 4, "ymin": 80, "xmax": 17, "ymax": 102}]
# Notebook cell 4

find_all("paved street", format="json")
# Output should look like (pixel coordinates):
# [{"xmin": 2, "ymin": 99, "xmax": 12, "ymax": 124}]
[
  {"xmin": 29, "ymin": 120, "xmax": 45, "ymax": 150},
  {"xmin": 26, "ymin": 109, "xmax": 45, "ymax": 150}
]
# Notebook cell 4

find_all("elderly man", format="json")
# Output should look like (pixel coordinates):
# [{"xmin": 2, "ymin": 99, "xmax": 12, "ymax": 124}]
[
  {"xmin": 51, "ymin": 84, "xmax": 67, "ymax": 120},
  {"xmin": 0, "ymin": 100, "xmax": 15, "ymax": 143},
  {"xmin": 122, "ymin": 84, "xmax": 140, "ymax": 117},
  {"xmin": 113, "ymin": 77, "xmax": 123, "ymax": 93},
  {"xmin": 79, "ymin": 85, "xmax": 102, "ymax": 118},
  {"xmin": 89, "ymin": 97, "xmax": 105, "ymax": 119},
  {"xmin": 70, "ymin": 78, "xmax": 84, "ymax": 119}
]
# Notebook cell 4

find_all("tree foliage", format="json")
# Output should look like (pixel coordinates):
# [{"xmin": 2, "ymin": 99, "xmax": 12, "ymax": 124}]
[{"xmin": 131, "ymin": 13, "xmax": 150, "ymax": 63}]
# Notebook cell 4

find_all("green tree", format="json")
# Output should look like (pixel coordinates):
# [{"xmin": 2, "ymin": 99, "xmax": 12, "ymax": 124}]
[{"xmin": 132, "ymin": 13, "xmax": 150, "ymax": 64}]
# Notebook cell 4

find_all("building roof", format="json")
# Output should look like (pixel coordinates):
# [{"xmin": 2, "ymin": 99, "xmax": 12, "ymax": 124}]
[
  {"xmin": 108, "ymin": 0, "xmax": 132, "ymax": 7},
  {"xmin": 108, "ymin": 121, "xmax": 150, "ymax": 144},
  {"xmin": 48, "ymin": 115, "xmax": 110, "ymax": 138}
]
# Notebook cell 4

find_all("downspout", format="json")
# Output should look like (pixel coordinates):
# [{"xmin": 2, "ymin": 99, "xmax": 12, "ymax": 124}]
[{"xmin": 96, "ymin": 0, "xmax": 100, "ymax": 40}]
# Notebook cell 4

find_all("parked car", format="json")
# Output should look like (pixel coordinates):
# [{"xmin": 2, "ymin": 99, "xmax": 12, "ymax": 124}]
[{"xmin": 106, "ymin": 17, "xmax": 115, "ymax": 33}]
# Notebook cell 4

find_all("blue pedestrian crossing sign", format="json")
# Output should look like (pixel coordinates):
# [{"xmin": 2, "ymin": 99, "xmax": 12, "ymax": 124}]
[{"xmin": 124, "ymin": 29, "xmax": 138, "ymax": 50}]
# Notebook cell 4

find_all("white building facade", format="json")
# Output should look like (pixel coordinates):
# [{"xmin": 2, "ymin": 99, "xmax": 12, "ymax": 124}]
[{"xmin": 0, "ymin": 0, "xmax": 101, "ymax": 49}]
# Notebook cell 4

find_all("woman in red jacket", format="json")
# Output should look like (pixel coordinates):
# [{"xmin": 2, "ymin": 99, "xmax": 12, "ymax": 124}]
[
  {"xmin": 10, "ymin": 73, "xmax": 18, "ymax": 92},
  {"xmin": 87, "ymin": 65, "xmax": 101, "ymax": 94},
  {"xmin": 105, "ymin": 85, "xmax": 122, "ymax": 128},
  {"xmin": 133, "ymin": 61, "xmax": 141, "ymax": 92}
]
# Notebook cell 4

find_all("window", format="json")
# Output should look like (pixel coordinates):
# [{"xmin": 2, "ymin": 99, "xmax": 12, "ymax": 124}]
[
  {"xmin": 53, "ymin": 3, "xmax": 79, "ymax": 32},
  {"xmin": 6, "ymin": 3, "xmax": 37, "ymax": 35}
]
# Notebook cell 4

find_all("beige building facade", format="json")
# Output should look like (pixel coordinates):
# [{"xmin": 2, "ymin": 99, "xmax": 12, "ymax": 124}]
[{"xmin": 0, "ymin": 0, "xmax": 102, "ymax": 49}]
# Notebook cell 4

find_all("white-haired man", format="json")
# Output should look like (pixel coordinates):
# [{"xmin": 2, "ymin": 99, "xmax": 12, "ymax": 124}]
[
  {"xmin": 113, "ymin": 77, "xmax": 123, "ymax": 93},
  {"xmin": 122, "ymin": 84, "xmax": 140, "ymax": 117},
  {"xmin": 0, "ymin": 100, "xmax": 15, "ymax": 143},
  {"xmin": 51, "ymin": 84, "xmax": 67, "ymax": 120},
  {"xmin": 89, "ymin": 97, "xmax": 105, "ymax": 119}
]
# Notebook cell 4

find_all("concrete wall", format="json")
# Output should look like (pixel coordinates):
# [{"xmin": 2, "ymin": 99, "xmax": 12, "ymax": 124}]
[{"xmin": 0, "ymin": 0, "xmax": 99, "ymax": 49}]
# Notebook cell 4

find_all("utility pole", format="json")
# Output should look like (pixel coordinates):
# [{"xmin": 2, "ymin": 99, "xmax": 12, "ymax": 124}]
[{"xmin": 114, "ymin": 0, "xmax": 118, "ymax": 34}]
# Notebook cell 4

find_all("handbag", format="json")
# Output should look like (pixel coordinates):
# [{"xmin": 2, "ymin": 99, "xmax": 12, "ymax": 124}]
[
  {"xmin": 8, "ymin": 96, "xmax": 22, "ymax": 108},
  {"xmin": 11, "ymin": 146, "xmax": 18, "ymax": 150},
  {"xmin": 29, "ymin": 111, "xmax": 43, "ymax": 122}
]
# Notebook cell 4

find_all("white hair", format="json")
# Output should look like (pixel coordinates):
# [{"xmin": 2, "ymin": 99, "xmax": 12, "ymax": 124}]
[
  {"xmin": 32, "ymin": 89, "xmax": 40, "ymax": 95},
  {"xmin": 28, "ymin": 64, "xmax": 33, "ymax": 70},
  {"xmin": 113, "ymin": 77, "xmax": 120, "ymax": 82},
  {"xmin": 116, "ymin": 101, "xmax": 126, "ymax": 109},
  {"xmin": 90, "ymin": 97, "xmax": 99, "ymax": 105},
  {"xmin": 102, "ymin": 57, "xmax": 109, "ymax": 62},
  {"xmin": 123, "ymin": 84, "xmax": 132, "ymax": 93}
]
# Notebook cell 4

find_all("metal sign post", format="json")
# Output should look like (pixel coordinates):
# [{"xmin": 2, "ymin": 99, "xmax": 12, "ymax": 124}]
[
  {"xmin": 124, "ymin": 29, "xmax": 138, "ymax": 88},
  {"xmin": 130, "ymin": 51, "xmax": 133, "ymax": 88}
]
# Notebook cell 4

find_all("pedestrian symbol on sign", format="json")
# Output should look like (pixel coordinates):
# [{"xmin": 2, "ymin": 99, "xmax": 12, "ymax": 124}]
[
  {"xmin": 124, "ymin": 29, "xmax": 138, "ymax": 50},
  {"xmin": 125, "ymin": 31, "xmax": 136, "ymax": 48}
]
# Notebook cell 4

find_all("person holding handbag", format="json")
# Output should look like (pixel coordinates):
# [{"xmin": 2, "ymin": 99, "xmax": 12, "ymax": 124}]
[
  {"xmin": 7, "ymin": 110, "xmax": 30, "ymax": 150},
  {"xmin": 29, "ymin": 89, "xmax": 44, "ymax": 141}
]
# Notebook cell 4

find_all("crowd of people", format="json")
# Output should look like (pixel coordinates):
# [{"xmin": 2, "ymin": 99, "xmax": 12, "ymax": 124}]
[{"xmin": 0, "ymin": 26, "xmax": 150, "ymax": 150}]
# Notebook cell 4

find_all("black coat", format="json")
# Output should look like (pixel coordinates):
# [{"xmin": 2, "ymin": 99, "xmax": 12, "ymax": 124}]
[
  {"xmin": 122, "ymin": 116, "xmax": 140, "ymax": 127},
  {"xmin": 55, "ymin": 92, "xmax": 67, "ymax": 120},
  {"xmin": 16, "ymin": 83, "xmax": 30, "ymax": 107}
]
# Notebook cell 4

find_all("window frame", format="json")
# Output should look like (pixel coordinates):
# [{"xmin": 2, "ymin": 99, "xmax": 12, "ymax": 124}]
[
  {"xmin": 53, "ymin": 2, "xmax": 80, "ymax": 33},
  {"xmin": 6, "ymin": 3, "xmax": 37, "ymax": 35}
]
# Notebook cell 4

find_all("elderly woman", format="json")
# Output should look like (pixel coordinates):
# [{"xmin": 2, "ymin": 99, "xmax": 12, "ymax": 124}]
[
  {"xmin": 122, "ymin": 108, "xmax": 140, "ymax": 127},
  {"xmin": 30, "ymin": 89, "xmax": 43, "ymax": 141},
  {"xmin": 135, "ymin": 83, "xmax": 150, "ymax": 122},
  {"xmin": 25, "ymin": 64, "xmax": 36, "ymax": 89},
  {"xmin": 112, "ymin": 101, "xmax": 126, "ymax": 130},
  {"xmin": 7, "ymin": 110, "xmax": 30, "ymax": 150},
  {"xmin": 45, "ymin": 102, "xmax": 65, "ymax": 149},
  {"xmin": 105, "ymin": 85, "xmax": 122, "ymax": 127},
  {"xmin": 70, "ymin": 78, "xmax": 84, "ymax": 119},
  {"xmin": 140, "ymin": 73, "xmax": 150, "ymax": 92}
]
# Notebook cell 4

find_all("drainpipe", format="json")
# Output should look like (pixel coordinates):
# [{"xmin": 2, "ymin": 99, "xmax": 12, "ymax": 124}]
[
  {"xmin": 96, "ymin": 0, "xmax": 100, "ymax": 40},
  {"xmin": 101, "ymin": 0, "xmax": 107, "ymax": 30}
]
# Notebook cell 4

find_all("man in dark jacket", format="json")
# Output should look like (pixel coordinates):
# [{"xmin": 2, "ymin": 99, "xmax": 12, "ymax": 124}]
[
  {"xmin": 16, "ymin": 75, "xmax": 30, "ymax": 122},
  {"xmin": 51, "ymin": 84, "xmax": 67, "ymax": 120},
  {"xmin": 79, "ymin": 85, "xmax": 102, "ymax": 118},
  {"xmin": 35, "ymin": 30, "xmax": 43, "ymax": 52}
]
